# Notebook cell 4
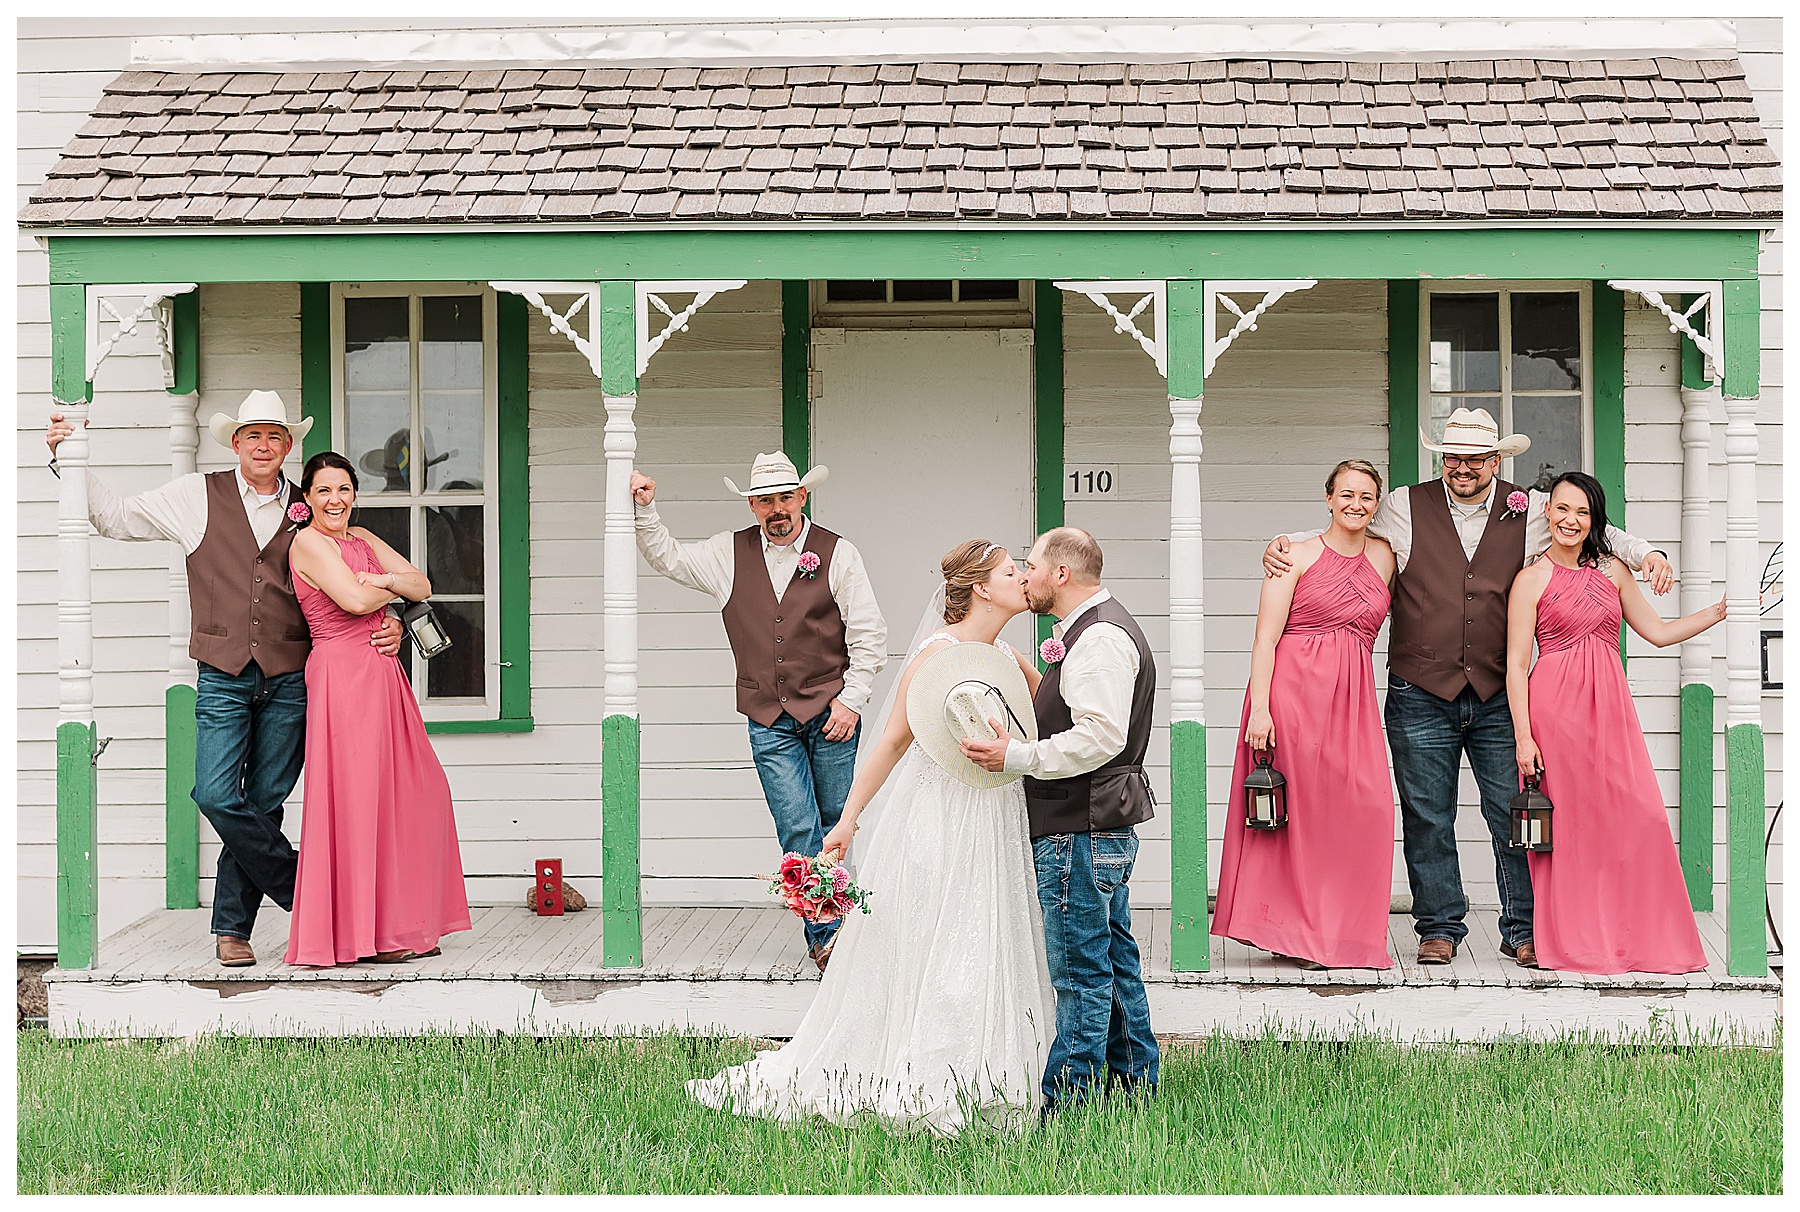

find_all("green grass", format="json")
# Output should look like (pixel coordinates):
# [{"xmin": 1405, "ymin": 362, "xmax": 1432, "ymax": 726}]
[{"xmin": 16, "ymin": 1029, "xmax": 1780, "ymax": 1194}]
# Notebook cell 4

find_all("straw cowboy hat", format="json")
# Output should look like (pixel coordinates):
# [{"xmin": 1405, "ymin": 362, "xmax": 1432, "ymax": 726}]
[
  {"xmin": 906, "ymin": 642, "xmax": 1038, "ymax": 789},
  {"xmin": 207, "ymin": 390, "xmax": 312, "ymax": 449},
  {"xmin": 723, "ymin": 451, "xmax": 828, "ymax": 497},
  {"xmin": 1420, "ymin": 406, "xmax": 1531, "ymax": 459}
]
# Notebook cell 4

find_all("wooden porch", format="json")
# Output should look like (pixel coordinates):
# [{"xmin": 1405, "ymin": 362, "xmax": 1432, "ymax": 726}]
[{"xmin": 47, "ymin": 906, "xmax": 1780, "ymax": 1043}]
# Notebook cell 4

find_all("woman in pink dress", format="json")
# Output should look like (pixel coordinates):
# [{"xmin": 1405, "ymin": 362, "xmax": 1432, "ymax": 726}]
[
  {"xmin": 283, "ymin": 451, "xmax": 472, "ymax": 967},
  {"xmin": 1507, "ymin": 472, "xmax": 1723, "ymax": 975},
  {"xmin": 1214, "ymin": 459, "xmax": 1397, "ymax": 970}
]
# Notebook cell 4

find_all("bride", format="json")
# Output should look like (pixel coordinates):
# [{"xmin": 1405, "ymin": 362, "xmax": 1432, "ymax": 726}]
[{"xmin": 687, "ymin": 539, "xmax": 1057, "ymax": 1135}]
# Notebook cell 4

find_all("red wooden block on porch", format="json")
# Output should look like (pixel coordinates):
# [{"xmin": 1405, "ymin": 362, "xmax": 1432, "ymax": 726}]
[{"xmin": 534, "ymin": 859, "xmax": 564, "ymax": 916}]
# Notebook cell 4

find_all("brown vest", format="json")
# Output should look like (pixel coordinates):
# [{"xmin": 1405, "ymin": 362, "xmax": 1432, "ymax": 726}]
[
  {"xmin": 720, "ymin": 524, "xmax": 850, "ymax": 727},
  {"xmin": 1024, "ymin": 595, "xmax": 1157, "ymax": 839},
  {"xmin": 185, "ymin": 470, "xmax": 310, "ymax": 677},
  {"xmin": 1388, "ymin": 479, "xmax": 1528, "ymax": 702}
]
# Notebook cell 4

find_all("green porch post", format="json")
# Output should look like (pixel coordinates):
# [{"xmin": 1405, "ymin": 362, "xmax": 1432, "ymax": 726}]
[
  {"xmin": 1165, "ymin": 279, "xmax": 1209, "ymax": 972},
  {"xmin": 1034, "ymin": 280, "xmax": 1065, "ymax": 658},
  {"xmin": 165, "ymin": 288, "xmax": 201, "ymax": 909},
  {"xmin": 1677, "ymin": 295, "xmax": 1717, "ymax": 910},
  {"xmin": 600, "ymin": 279, "xmax": 643, "ymax": 968}
]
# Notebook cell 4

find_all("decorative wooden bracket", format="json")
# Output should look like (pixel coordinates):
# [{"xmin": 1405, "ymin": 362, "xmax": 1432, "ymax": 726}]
[
  {"xmin": 1202, "ymin": 280, "xmax": 1317, "ymax": 378},
  {"xmin": 85, "ymin": 283, "xmax": 197, "ymax": 384},
  {"xmin": 491, "ymin": 282, "xmax": 604, "ymax": 378},
  {"xmin": 1055, "ymin": 280, "xmax": 1167, "ymax": 377},
  {"xmin": 635, "ymin": 280, "xmax": 747, "ymax": 376},
  {"xmin": 1607, "ymin": 280, "xmax": 1724, "ymax": 383}
]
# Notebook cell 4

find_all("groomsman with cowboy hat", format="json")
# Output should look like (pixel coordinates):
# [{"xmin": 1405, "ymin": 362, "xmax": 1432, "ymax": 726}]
[
  {"xmin": 1262, "ymin": 407, "xmax": 1673, "ymax": 970},
  {"xmin": 631, "ymin": 452, "xmax": 887, "ymax": 970},
  {"xmin": 47, "ymin": 390, "xmax": 404, "ymax": 966}
]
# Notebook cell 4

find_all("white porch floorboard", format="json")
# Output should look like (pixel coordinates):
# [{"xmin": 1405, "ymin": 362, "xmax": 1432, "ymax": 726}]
[{"xmin": 46, "ymin": 907, "xmax": 1780, "ymax": 1042}]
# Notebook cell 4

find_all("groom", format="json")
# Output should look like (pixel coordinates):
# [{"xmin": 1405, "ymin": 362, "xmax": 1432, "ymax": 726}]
[
  {"xmin": 631, "ymin": 453, "xmax": 886, "ymax": 971},
  {"xmin": 961, "ymin": 527, "xmax": 1159, "ymax": 1112}
]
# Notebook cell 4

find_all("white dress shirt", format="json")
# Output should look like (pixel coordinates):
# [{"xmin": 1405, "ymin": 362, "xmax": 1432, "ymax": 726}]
[
  {"xmin": 1002, "ymin": 588, "xmax": 1141, "ymax": 779},
  {"xmin": 633, "ymin": 504, "xmax": 888, "ymax": 714},
  {"xmin": 86, "ymin": 467, "xmax": 295, "ymax": 553},
  {"xmin": 1284, "ymin": 480, "xmax": 1652, "ymax": 574}
]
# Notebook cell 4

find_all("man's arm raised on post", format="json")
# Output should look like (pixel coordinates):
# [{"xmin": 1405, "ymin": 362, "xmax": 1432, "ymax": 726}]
[
  {"xmin": 49, "ymin": 410, "xmax": 205, "ymax": 549},
  {"xmin": 629, "ymin": 469, "xmax": 733, "ymax": 601},
  {"xmin": 1523, "ymin": 488, "xmax": 1673, "ymax": 595}
]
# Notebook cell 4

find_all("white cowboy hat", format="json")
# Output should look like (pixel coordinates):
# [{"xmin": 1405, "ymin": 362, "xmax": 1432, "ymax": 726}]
[
  {"xmin": 207, "ymin": 390, "xmax": 312, "ymax": 449},
  {"xmin": 723, "ymin": 451, "xmax": 828, "ymax": 497},
  {"xmin": 1420, "ymin": 407, "xmax": 1531, "ymax": 459},
  {"xmin": 906, "ymin": 642, "xmax": 1038, "ymax": 789}
]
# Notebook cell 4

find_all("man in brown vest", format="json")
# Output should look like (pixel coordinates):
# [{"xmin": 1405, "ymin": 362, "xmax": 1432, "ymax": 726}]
[
  {"xmin": 48, "ymin": 392, "xmax": 402, "ymax": 967},
  {"xmin": 631, "ymin": 453, "xmax": 886, "ymax": 970},
  {"xmin": 1265, "ymin": 409, "xmax": 1672, "ymax": 968},
  {"xmin": 961, "ymin": 527, "xmax": 1159, "ymax": 1113}
]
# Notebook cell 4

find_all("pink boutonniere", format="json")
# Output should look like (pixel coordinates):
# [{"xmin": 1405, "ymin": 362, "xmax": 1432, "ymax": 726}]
[
  {"xmin": 1040, "ymin": 637, "xmax": 1067, "ymax": 665},
  {"xmin": 795, "ymin": 550, "xmax": 821, "ymax": 580},
  {"xmin": 285, "ymin": 501, "xmax": 311, "ymax": 532},
  {"xmin": 1503, "ymin": 490, "xmax": 1530, "ymax": 519}
]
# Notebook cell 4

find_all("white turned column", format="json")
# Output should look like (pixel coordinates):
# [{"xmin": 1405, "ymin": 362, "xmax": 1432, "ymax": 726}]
[
  {"xmin": 1722, "ymin": 393, "xmax": 1761, "ymax": 728},
  {"xmin": 603, "ymin": 392, "xmax": 640, "ymax": 719},
  {"xmin": 1678, "ymin": 384, "xmax": 1717, "ymax": 688},
  {"xmin": 169, "ymin": 391, "xmax": 200, "ymax": 683},
  {"xmin": 57, "ymin": 398, "xmax": 96, "ymax": 727},
  {"xmin": 1168, "ymin": 394, "xmax": 1205, "ymax": 725}
]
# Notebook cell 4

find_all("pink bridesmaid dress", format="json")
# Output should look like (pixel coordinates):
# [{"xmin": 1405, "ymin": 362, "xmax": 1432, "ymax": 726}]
[
  {"xmin": 285, "ymin": 533, "xmax": 472, "ymax": 966},
  {"xmin": 1214, "ymin": 545, "xmax": 1396, "ymax": 969},
  {"xmin": 1525, "ymin": 561, "xmax": 1706, "ymax": 975}
]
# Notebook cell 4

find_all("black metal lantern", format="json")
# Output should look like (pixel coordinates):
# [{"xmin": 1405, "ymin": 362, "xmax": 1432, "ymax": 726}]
[
  {"xmin": 401, "ymin": 600, "xmax": 454, "ymax": 659},
  {"xmin": 1242, "ymin": 750, "xmax": 1288, "ymax": 831},
  {"xmin": 1509, "ymin": 776, "xmax": 1554, "ymax": 852}
]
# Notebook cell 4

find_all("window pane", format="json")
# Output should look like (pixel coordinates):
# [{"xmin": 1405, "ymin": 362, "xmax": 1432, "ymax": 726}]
[
  {"xmin": 421, "ymin": 297, "xmax": 485, "ymax": 491},
  {"xmin": 1428, "ymin": 293, "xmax": 1500, "ymax": 393},
  {"xmin": 345, "ymin": 296, "xmax": 412, "ymax": 495},
  {"xmin": 425, "ymin": 504, "xmax": 483, "ymax": 596},
  {"xmin": 892, "ymin": 279, "xmax": 953, "ymax": 302},
  {"xmin": 1511, "ymin": 293, "xmax": 1582, "ymax": 391},
  {"xmin": 958, "ymin": 280, "xmax": 1021, "ymax": 302},
  {"xmin": 826, "ymin": 280, "xmax": 885, "ymax": 302},
  {"xmin": 1512, "ymin": 394, "xmax": 1584, "ymax": 491},
  {"xmin": 426, "ymin": 600, "xmax": 486, "ymax": 699},
  {"xmin": 353, "ymin": 505, "xmax": 410, "ymax": 562}
]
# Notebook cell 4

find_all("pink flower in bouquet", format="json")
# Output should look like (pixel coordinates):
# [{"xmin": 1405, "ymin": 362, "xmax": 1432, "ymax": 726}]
[
  {"xmin": 796, "ymin": 550, "xmax": 821, "ymax": 580},
  {"xmin": 1040, "ymin": 637, "xmax": 1066, "ymax": 665},
  {"xmin": 285, "ymin": 501, "xmax": 311, "ymax": 531},
  {"xmin": 827, "ymin": 866, "xmax": 850, "ymax": 894},
  {"xmin": 1505, "ymin": 490, "xmax": 1530, "ymax": 518}
]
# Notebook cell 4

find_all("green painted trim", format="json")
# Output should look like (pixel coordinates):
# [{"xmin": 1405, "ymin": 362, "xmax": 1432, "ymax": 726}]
[
  {"xmin": 164, "ymin": 685, "xmax": 199, "ymax": 910},
  {"xmin": 602, "ymin": 713, "xmax": 643, "ymax": 968},
  {"xmin": 46, "ymin": 228, "xmax": 1762, "ymax": 289},
  {"xmin": 50, "ymin": 283, "xmax": 90, "ymax": 402},
  {"xmin": 1165, "ymin": 279, "xmax": 1205, "ymax": 400},
  {"xmin": 1591, "ymin": 282, "xmax": 1626, "ymax": 511},
  {"xmin": 1679, "ymin": 683, "xmax": 1715, "ymax": 911},
  {"xmin": 599, "ymin": 280, "xmax": 636, "ymax": 397},
  {"xmin": 1724, "ymin": 721, "xmax": 1767, "ymax": 977},
  {"xmin": 1678, "ymin": 294, "xmax": 1712, "ymax": 390},
  {"xmin": 495, "ymin": 289, "xmax": 532, "ymax": 724},
  {"xmin": 426, "ymin": 717, "xmax": 534, "ymax": 734},
  {"xmin": 1720, "ymin": 277, "xmax": 1760, "ymax": 399},
  {"xmin": 168, "ymin": 289, "xmax": 200, "ymax": 397},
  {"xmin": 1033, "ymin": 280, "xmax": 1065, "ymax": 660},
  {"xmin": 298, "ymin": 282, "xmax": 332, "ymax": 461},
  {"xmin": 781, "ymin": 281, "xmax": 812, "ymax": 517},
  {"xmin": 1169, "ymin": 719, "xmax": 1209, "ymax": 972},
  {"xmin": 56, "ymin": 720, "xmax": 99, "ymax": 969},
  {"xmin": 1386, "ymin": 280, "xmax": 1420, "ymax": 486}
]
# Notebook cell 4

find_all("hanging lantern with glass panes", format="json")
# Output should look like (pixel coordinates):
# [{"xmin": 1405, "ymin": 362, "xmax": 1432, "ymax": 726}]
[
  {"xmin": 1242, "ymin": 749, "xmax": 1288, "ymax": 831},
  {"xmin": 1509, "ymin": 776, "xmax": 1555, "ymax": 852}
]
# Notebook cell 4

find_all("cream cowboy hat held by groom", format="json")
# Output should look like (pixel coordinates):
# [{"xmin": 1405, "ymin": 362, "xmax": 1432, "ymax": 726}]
[
  {"xmin": 1420, "ymin": 407, "xmax": 1530, "ymax": 460},
  {"xmin": 207, "ymin": 389, "xmax": 313, "ymax": 449}
]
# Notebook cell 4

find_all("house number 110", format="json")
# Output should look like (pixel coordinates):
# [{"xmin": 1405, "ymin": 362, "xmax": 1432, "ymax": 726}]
[{"xmin": 1066, "ymin": 465, "xmax": 1119, "ymax": 497}]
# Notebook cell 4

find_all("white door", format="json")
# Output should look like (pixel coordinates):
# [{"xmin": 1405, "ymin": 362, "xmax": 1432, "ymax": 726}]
[{"xmin": 810, "ymin": 328, "xmax": 1038, "ymax": 753}]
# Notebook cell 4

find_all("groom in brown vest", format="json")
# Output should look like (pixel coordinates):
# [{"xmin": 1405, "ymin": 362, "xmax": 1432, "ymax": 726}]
[
  {"xmin": 1266, "ymin": 409, "xmax": 1671, "ymax": 968},
  {"xmin": 631, "ymin": 453, "xmax": 886, "ymax": 970},
  {"xmin": 48, "ymin": 391, "xmax": 402, "ymax": 967}
]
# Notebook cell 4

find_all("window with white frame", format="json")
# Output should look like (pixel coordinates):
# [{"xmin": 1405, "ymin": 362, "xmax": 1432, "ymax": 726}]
[
  {"xmin": 334, "ymin": 285, "xmax": 499, "ymax": 718},
  {"xmin": 1422, "ymin": 284, "xmax": 1591, "ymax": 491}
]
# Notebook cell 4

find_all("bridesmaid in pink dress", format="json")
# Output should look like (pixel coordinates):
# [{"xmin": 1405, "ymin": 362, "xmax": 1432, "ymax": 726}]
[
  {"xmin": 1214, "ymin": 460, "xmax": 1397, "ymax": 970},
  {"xmin": 284, "ymin": 451, "xmax": 472, "ymax": 967},
  {"xmin": 1507, "ymin": 472, "xmax": 1724, "ymax": 974}
]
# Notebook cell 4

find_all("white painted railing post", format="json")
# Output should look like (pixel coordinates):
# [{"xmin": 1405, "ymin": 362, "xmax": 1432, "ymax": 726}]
[{"xmin": 1677, "ymin": 378, "xmax": 1717, "ymax": 909}]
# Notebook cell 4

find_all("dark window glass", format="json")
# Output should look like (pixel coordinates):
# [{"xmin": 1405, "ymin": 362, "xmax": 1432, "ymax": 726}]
[
  {"xmin": 1510, "ymin": 293, "xmax": 1582, "ymax": 391},
  {"xmin": 427, "ymin": 600, "xmax": 486, "ymax": 699},
  {"xmin": 892, "ymin": 279, "xmax": 954, "ymax": 302},
  {"xmin": 826, "ymin": 280, "xmax": 886, "ymax": 302},
  {"xmin": 1513, "ymin": 396, "xmax": 1583, "ymax": 491},
  {"xmin": 957, "ymin": 279, "xmax": 1021, "ymax": 302},
  {"xmin": 1428, "ymin": 293, "xmax": 1500, "ymax": 393},
  {"xmin": 353, "ymin": 506, "xmax": 410, "ymax": 562},
  {"xmin": 425, "ymin": 504, "xmax": 484, "ymax": 596},
  {"xmin": 421, "ymin": 296, "xmax": 484, "ymax": 492},
  {"xmin": 344, "ymin": 296, "xmax": 412, "ymax": 494}
]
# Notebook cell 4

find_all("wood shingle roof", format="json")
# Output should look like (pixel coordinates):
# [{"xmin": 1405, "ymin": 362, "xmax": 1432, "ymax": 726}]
[{"xmin": 21, "ymin": 58, "xmax": 1782, "ymax": 226}]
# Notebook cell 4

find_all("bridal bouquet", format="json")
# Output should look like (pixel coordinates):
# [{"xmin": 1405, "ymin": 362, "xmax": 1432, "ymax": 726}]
[{"xmin": 766, "ymin": 851, "xmax": 872, "ymax": 923}]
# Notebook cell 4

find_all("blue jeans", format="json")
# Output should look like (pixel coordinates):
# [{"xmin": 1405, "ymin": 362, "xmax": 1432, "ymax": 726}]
[
  {"xmin": 1032, "ymin": 829, "xmax": 1159, "ymax": 1109},
  {"xmin": 194, "ymin": 662, "xmax": 307, "ymax": 940},
  {"xmin": 1384, "ymin": 675, "xmax": 1533, "ymax": 948},
  {"xmin": 747, "ymin": 710, "xmax": 860, "ymax": 952}
]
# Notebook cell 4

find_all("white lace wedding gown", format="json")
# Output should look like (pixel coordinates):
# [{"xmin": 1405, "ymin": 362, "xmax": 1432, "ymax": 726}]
[{"xmin": 687, "ymin": 635, "xmax": 1056, "ymax": 1136}]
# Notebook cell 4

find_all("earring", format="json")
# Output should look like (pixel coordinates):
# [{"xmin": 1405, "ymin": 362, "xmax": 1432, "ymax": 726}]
[{"xmin": 986, "ymin": 603, "xmax": 993, "ymax": 612}]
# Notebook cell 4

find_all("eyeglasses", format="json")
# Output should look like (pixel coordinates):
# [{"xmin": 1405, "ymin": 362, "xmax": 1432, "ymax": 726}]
[{"xmin": 1441, "ymin": 453, "xmax": 1499, "ymax": 468}]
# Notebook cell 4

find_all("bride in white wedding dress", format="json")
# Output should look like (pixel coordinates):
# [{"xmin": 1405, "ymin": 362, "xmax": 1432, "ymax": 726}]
[{"xmin": 687, "ymin": 540, "xmax": 1057, "ymax": 1136}]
